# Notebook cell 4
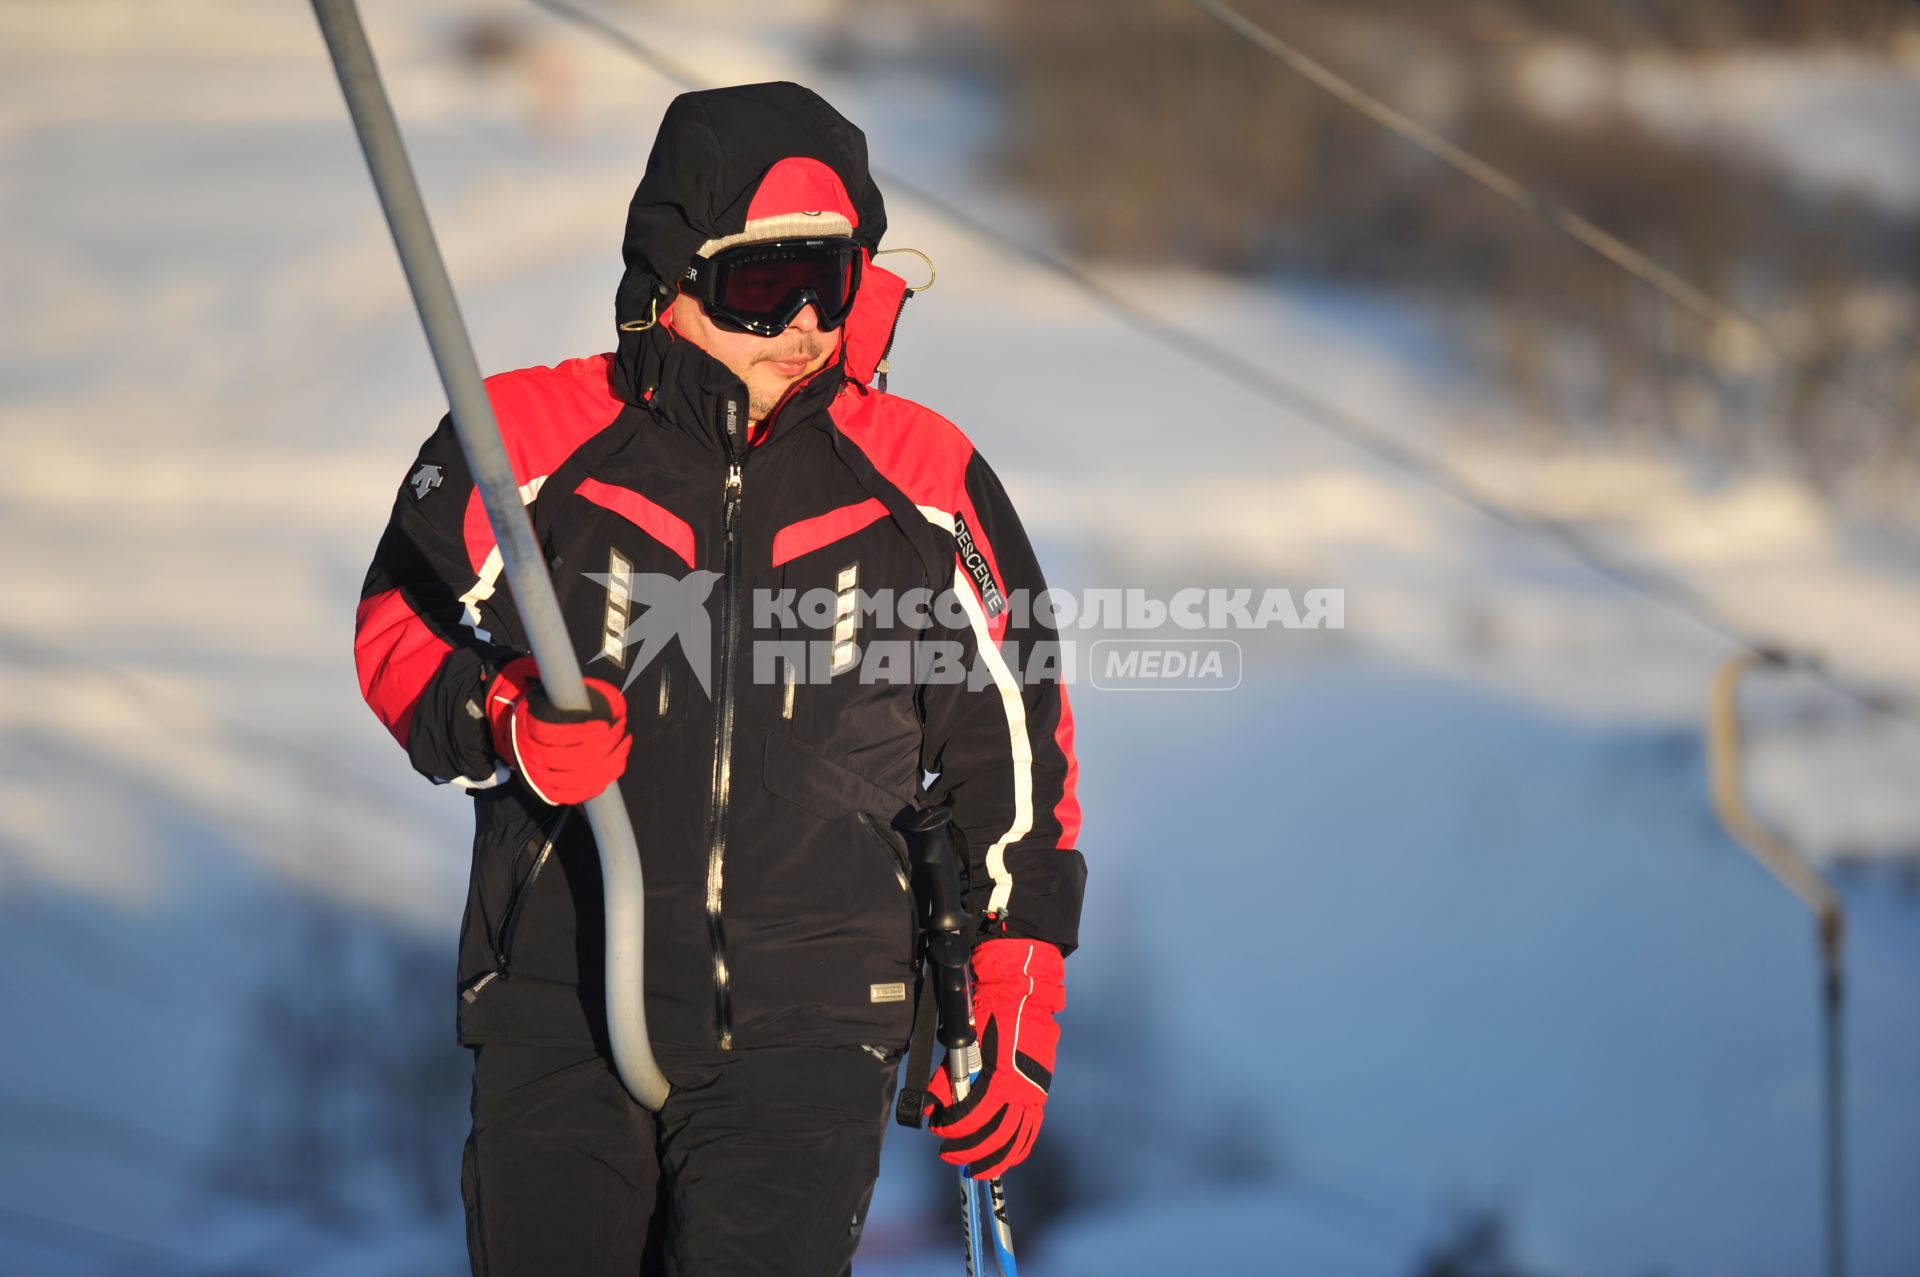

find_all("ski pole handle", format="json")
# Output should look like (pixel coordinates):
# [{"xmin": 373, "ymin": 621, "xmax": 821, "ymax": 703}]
[
  {"xmin": 899, "ymin": 808, "xmax": 1019, "ymax": 1274},
  {"xmin": 900, "ymin": 806, "xmax": 975, "ymax": 1053}
]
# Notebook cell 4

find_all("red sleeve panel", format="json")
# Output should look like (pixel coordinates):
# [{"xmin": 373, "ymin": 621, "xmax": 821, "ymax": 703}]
[
  {"xmin": 355, "ymin": 356, "xmax": 623, "ymax": 784},
  {"xmin": 354, "ymin": 587, "xmax": 454, "ymax": 749}
]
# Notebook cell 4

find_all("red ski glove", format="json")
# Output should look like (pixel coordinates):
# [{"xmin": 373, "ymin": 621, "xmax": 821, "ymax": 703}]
[
  {"xmin": 484, "ymin": 656, "xmax": 631, "ymax": 806},
  {"xmin": 925, "ymin": 937, "xmax": 1065, "ymax": 1180}
]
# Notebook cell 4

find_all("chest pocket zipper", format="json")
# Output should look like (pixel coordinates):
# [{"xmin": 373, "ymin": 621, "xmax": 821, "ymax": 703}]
[
  {"xmin": 462, "ymin": 809, "xmax": 572, "ymax": 1004},
  {"xmin": 859, "ymin": 812, "xmax": 920, "ymax": 974},
  {"xmin": 858, "ymin": 812, "xmax": 913, "ymax": 894}
]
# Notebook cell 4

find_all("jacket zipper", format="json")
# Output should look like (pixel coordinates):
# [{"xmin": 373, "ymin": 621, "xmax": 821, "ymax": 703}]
[
  {"xmin": 874, "ymin": 292, "xmax": 912, "ymax": 393},
  {"xmin": 705, "ymin": 454, "xmax": 746, "ymax": 1048},
  {"xmin": 462, "ymin": 809, "xmax": 571, "ymax": 1004}
]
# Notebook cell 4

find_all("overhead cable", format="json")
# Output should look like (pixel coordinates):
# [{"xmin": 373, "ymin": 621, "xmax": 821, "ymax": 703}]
[
  {"xmin": 523, "ymin": 0, "xmax": 1920, "ymax": 727},
  {"xmin": 1188, "ymin": 0, "xmax": 1913, "ymax": 435}
]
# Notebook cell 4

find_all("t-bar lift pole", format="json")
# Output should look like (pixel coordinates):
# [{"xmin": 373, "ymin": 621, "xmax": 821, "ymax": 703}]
[
  {"xmin": 1707, "ymin": 651, "xmax": 1844, "ymax": 1277},
  {"xmin": 309, "ymin": 0, "xmax": 669, "ymax": 1110}
]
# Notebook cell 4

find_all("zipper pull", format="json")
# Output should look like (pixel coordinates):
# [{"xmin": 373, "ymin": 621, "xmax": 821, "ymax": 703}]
[{"xmin": 724, "ymin": 462, "xmax": 743, "ymax": 534}]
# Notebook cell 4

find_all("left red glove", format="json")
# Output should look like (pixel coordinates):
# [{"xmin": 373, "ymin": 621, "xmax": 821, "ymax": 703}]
[
  {"xmin": 925, "ymin": 937, "xmax": 1065, "ymax": 1180},
  {"xmin": 484, "ymin": 655, "xmax": 631, "ymax": 806}
]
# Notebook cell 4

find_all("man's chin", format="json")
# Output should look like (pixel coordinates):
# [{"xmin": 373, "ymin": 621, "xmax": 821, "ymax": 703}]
[
  {"xmin": 748, "ymin": 375, "xmax": 787, "ymax": 408},
  {"xmin": 747, "ymin": 382, "xmax": 784, "ymax": 421}
]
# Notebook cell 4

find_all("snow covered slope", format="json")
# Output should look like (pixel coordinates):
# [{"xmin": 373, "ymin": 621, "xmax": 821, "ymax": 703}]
[{"xmin": 3, "ymin": 2, "xmax": 1917, "ymax": 1273}]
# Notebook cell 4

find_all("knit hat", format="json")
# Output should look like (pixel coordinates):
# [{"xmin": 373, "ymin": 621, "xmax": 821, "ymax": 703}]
[{"xmin": 693, "ymin": 157, "xmax": 859, "ymax": 257}]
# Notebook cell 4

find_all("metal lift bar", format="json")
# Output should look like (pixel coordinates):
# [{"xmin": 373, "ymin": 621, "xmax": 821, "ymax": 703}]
[{"xmin": 309, "ymin": 0, "xmax": 669, "ymax": 1110}]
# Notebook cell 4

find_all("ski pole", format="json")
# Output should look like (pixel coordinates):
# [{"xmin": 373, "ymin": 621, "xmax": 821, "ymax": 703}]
[
  {"xmin": 309, "ymin": 0, "xmax": 669, "ymax": 1111},
  {"xmin": 900, "ymin": 807, "xmax": 1017, "ymax": 1276}
]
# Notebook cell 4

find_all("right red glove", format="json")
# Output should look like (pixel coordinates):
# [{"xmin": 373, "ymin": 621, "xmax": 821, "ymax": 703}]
[
  {"xmin": 485, "ymin": 656, "xmax": 630, "ymax": 806},
  {"xmin": 924, "ymin": 938, "xmax": 1064, "ymax": 1180}
]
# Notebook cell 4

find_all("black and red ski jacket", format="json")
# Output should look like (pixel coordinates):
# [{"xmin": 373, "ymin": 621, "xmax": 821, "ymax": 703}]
[{"xmin": 353, "ymin": 83, "xmax": 1086, "ymax": 1051}]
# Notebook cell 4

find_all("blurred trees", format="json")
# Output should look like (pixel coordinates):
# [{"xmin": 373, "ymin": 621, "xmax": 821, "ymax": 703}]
[
  {"xmin": 1410, "ymin": 1209, "xmax": 1540, "ymax": 1277},
  {"xmin": 209, "ymin": 896, "xmax": 468, "ymax": 1228},
  {"xmin": 980, "ymin": 0, "xmax": 1920, "ymax": 521}
]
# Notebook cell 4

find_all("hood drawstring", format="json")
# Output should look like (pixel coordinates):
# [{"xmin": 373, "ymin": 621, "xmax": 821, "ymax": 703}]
[{"xmin": 619, "ymin": 296, "xmax": 661, "ymax": 333}]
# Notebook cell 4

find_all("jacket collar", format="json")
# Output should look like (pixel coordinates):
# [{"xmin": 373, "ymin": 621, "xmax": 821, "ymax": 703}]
[{"xmin": 610, "ymin": 313, "xmax": 844, "ymax": 458}]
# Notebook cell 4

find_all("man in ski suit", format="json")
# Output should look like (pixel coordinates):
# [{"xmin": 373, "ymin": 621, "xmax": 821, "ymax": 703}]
[{"xmin": 353, "ymin": 82, "xmax": 1086, "ymax": 1274}]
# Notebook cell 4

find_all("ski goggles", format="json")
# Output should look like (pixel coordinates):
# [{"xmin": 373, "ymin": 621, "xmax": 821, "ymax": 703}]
[{"xmin": 680, "ymin": 237, "xmax": 864, "ymax": 338}]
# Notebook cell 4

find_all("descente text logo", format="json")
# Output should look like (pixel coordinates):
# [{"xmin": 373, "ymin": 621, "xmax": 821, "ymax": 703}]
[{"xmin": 951, "ymin": 511, "xmax": 1006, "ymax": 618}]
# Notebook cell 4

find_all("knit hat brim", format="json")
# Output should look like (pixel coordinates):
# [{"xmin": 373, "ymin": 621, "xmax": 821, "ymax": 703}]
[{"xmin": 696, "ymin": 209, "xmax": 857, "ymax": 257}]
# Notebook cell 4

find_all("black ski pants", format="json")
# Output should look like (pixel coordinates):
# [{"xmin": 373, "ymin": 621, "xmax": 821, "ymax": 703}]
[{"xmin": 461, "ymin": 1040, "xmax": 900, "ymax": 1276}]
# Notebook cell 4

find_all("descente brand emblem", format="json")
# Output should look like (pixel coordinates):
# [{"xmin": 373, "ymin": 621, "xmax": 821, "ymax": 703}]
[
  {"xmin": 951, "ymin": 512, "xmax": 1006, "ymax": 618},
  {"xmin": 409, "ymin": 463, "xmax": 443, "ymax": 500}
]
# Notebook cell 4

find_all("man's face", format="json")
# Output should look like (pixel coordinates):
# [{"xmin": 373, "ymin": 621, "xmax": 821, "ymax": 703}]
[{"xmin": 670, "ymin": 292, "xmax": 844, "ymax": 423}]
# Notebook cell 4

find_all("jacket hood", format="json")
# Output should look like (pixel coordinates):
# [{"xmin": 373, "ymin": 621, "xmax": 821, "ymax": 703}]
[
  {"xmin": 614, "ymin": 81, "xmax": 888, "ymax": 335},
  {"xmin": 610, "ymin": 82, "xmax": 906, "ymax": 441}
]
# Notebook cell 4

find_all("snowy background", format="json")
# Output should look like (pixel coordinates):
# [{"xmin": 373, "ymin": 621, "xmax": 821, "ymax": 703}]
[{"xmin": 3, "ymin": 1, "xmax": 1918, "ymax": 1273}]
